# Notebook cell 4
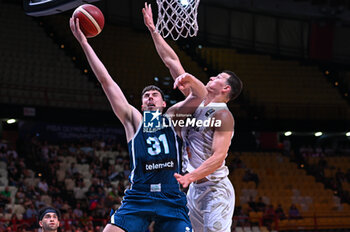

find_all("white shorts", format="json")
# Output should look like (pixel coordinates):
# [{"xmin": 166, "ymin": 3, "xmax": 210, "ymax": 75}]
[{"xmin": 187, "ymin": 177, "xmax": 235, "ymax": 232}]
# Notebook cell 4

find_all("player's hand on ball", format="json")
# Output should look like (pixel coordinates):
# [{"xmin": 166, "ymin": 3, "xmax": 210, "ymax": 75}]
[{"xmin": 70, "ymin": 17, "xmax": 87, "ymax": 44}]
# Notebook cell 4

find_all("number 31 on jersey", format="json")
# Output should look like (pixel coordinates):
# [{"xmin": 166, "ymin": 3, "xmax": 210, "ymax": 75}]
[{"xmin": 146, "ymin": 134, "xmax": 169, "ymax": 156}]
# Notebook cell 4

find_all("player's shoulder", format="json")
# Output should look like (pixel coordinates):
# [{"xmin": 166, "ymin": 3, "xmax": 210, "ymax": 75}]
[
  {"xmin": 214, "ymin": 108, "xmax": 233, "ymax": 120},
  {"xmin": 213, "ymin": 108, "xmax": 234, "ymax": 128},
  {"xmin": 212, "ymin": 109, "xmax": 234, "ymax": 132}
]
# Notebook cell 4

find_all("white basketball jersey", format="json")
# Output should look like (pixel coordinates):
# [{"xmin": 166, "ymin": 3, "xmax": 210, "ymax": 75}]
[{"xmin": 181, "ymin": 102, "xmax": 233, "ymax": 181}]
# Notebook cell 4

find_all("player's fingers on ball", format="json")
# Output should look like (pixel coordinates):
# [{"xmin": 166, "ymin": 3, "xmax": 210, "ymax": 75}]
[
  {"xmin": 69, "ymin": 18, "xmax": 74, "ymax": 30},
  {"xmin": 74, "ymin": 18, "xmax": 78, "ymax": 29},
  {"xmin": 76, "ymin": 18, "xmax": 81, "ymax": 30}
]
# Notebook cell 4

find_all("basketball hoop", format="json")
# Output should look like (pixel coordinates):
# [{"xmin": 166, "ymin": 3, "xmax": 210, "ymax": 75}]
[{"xmin": 155, "ymin": 0, "xmax": 200, "ymax": 40}]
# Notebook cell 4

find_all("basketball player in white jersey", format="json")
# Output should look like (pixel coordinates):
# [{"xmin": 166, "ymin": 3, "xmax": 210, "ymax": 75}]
[{"xmin": 143, "ymin": 3, "xmax": 243, "ymax": 232}]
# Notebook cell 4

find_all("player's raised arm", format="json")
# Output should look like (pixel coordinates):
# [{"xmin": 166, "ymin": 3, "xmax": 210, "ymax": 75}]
[
  {"xmin": 142, "ymin": 3, "xmax": 190, "ymax": 96},
  {"xmin": 70, "ymin": 18, "xmax": 141, "ymax": 133}
]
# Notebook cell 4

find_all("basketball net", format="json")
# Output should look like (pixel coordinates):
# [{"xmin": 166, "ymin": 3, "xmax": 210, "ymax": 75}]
[{"xmin": 156, "ymin": 0, "xmax": 200, "ymax": 40}]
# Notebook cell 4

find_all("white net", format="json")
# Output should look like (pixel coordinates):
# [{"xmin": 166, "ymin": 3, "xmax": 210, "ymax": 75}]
[{"xmin": 156, "ymin": 0, "xmax": 200, "ymax": 40}]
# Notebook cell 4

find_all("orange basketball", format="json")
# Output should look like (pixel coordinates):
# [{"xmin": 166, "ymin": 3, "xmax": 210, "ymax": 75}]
[{"xmin": 73, "ymin": 4, "xmax": 104, "ymax": 38}]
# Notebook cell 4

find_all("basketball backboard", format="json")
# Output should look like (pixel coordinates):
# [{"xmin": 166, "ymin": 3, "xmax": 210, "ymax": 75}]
[{"xmin": 24, "ymin": 0, "xmax": 101, "ymax": 16}]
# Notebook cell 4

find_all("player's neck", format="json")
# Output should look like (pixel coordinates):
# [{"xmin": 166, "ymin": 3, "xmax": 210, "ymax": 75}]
[{"xmin": 204, "ymin": 93, "xmax": 227, "ymax": 105}]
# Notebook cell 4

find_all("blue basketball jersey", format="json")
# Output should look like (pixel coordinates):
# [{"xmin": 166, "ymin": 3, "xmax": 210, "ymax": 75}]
[
  {"xmin": 109, "ymin": 117, "xmax": 192, "ymax": 232},
  {"xmin": 127, "ymin": 117, "xmax": 183, "ymax": 191}
]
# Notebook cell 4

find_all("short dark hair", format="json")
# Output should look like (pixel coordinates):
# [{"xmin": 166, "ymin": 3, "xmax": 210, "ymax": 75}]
[
  {"xmin": 141, "ymin": 85, "xmax": 165, "ymax": 101},
  {"xmin": 223, "ymin": 70, "xmax": 243, "ymax": 101},
  {"xmin": 38, "ymin": 207, "xmax": 61, "ymax": 221}
]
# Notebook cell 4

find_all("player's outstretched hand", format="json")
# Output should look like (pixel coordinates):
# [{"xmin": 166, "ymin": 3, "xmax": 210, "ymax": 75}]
[
  {"xmin": 142, "ymin": 2, "xmax": 156, "ymax": 32},
  {"xmin": 174, "ymin": 173, "xmax": 193, "ymax": 188},
  {"xmin": 173, "ymin": 73, "xmax": 195, "ymax": 91},
  {"xmin": 70, "ymin": 17, "xmax": 87, "ymax": 44}
]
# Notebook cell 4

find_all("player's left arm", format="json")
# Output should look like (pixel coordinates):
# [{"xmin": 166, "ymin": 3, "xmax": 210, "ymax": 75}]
[
  {"xmin": 174, "ymin": 110, "xmax": 234, "ymax": 188},
  {"xmin": 166, "ymin": 73, "xmax": 207, "ymax": 117},
  {"xmin": 143, "ymin": 3, "xmax": 190, "ymax": 96}
]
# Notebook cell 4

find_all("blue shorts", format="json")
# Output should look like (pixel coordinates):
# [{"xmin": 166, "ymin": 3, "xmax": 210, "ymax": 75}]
[{"xmin": 109, "ymin": 186, "xmax": 192, "ymax": 232}]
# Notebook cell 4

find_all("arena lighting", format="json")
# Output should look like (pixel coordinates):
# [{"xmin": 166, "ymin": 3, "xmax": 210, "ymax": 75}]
[
  {"xmin": 346, "ymin": 132, "xmax": 350, "ymax": 137},
  {"xmin": 6, "ymin": 119, "xmax": 16, "ymax": 124},
  {"xmin": 315, "ymin": 132, "xmax": 323, "ymax": 137},
  {"xmin": 284, "ymin": 131, "xmax": 292, "ymax": 136},
  {"xmin": 180, "ymin": 0, "xmax": 190, "ymax": 6}
]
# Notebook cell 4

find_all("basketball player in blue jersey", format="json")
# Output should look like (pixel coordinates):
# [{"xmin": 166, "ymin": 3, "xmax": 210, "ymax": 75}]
[
  {"xmin": 70, "ymin": 16, "xmax": 207, "ymax": 232},
  {"xmin": 143, "ymin": 3, "xmax": 243, "ymax": 232}
]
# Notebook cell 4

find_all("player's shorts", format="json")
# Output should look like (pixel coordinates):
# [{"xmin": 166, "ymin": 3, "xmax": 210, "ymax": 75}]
[
  {"xmin": 187, "ymin": 177, "xmax": 235, "ymax": 232},
  {"xmin": 109, "ymin": 184, "xmax": 192, "ymax": 232}
]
